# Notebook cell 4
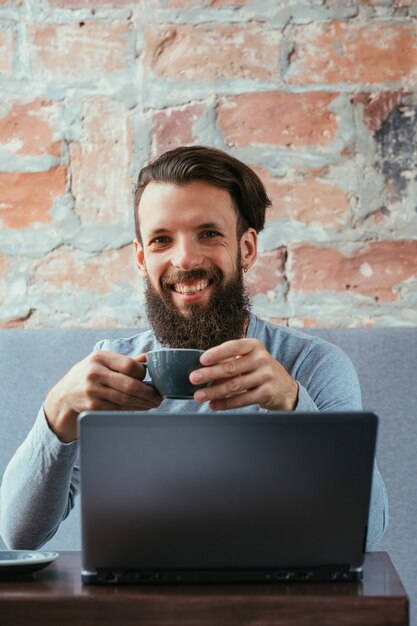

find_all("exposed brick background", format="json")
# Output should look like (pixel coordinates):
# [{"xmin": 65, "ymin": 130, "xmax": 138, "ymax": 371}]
[{"xmin": 0, "ymin": 0, "xmax": 416, "ymax": 328}]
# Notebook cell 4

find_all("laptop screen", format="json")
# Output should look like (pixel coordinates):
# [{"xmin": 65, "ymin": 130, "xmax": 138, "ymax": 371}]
[{"xmin": 79, "ymin": 411, "xmax": 377, "ymax": 584}]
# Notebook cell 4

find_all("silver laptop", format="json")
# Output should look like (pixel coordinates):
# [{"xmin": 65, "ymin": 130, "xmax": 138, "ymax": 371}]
[{"xmin": 78, "ymin": 410, "xmax": 377, "ymax": 584}]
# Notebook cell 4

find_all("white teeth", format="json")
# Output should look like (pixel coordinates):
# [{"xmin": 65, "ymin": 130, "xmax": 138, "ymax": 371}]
[{"xmin": 173, "ymin": 280, "xmax": 209, "ymax": 294}]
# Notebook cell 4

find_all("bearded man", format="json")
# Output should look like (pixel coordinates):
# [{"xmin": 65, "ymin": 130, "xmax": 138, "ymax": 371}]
[{"xmin": 0, "ymin": 146, "xmax": 388, "ymax": 551}]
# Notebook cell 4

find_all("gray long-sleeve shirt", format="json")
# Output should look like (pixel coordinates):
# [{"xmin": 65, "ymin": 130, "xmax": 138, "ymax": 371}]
[{"xmin": 0, "ymin": 314, "xmax": 388, "ymax": 550}]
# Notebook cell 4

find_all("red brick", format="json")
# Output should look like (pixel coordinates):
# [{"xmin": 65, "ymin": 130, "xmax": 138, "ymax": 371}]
[
  {"xmin": 69, "ymin": 98, "xmax": 133, "ymax": 224},
  {"xmin": 151, "ymin": 103, "xmax": 206, "ymax": 157},
  {"xmin": 0, "ymin": 250, "xmax": 14, "ymax": 323},
  {"xmin": 244, "ymin": 249, "xmax": 286, "ymax": 297},
  {"xmin": 159, "ymin": 0, "xmax": 251, "ymax": 5},
  {"xmin": 289, "ymin": 241, "xmax": 417, "ymax": 302},
  {"xmin": 290, "ymin": 317, "xmax": 338, "ymax": 329},
  {"xmin": 290, "ymin": 317, "xmax": 324, "ymax": 329},
  {"xmin": 254, "ymin": 166, "xmax": 349, "ymax": 227},
  {"xmin": 267, "ymin": 317, "xmax": 288, "ymax": 327},
  {"xmin": 0, "ymin": 25, "xmax": 14, "ymax": 75},
  {"xmin": 30, "ymin": 245, "xmax": 137, "ymax": 294},
  {"xmin": 0, "ymin": 252, "xmax": 8, "ymax": 275},
  {"xmin": 355, "ymin": 0, "xmax": 396, "ymax": 4},
  {"xmin": 0, "ymin": 99, "xmax": 62, "ymax": 157},
  {"xmin": 289, "ymin": 316, "xmax": 374, "ymax": 329},
  {"xmin": 209, "ymin": 0, "xmax": 251, "ymax": 4},
  {"xmin": 0, "ymin": 167, "xmax": 67, "ymax": 228},
  {"xmin": 353, "ymin": 92, "xmax": 403, "ymax": 132},
  {"xmin": 49, "ymin": 0, "xmax": 133, "ymax": 5},
  {"xmin": 0, "ymin": 317, "xmax": 32, "ymax": 329},
  {"xmin": 218, "ymin": 92, "xmax": 338, "ymax": 148},
  {"xmin": 28, "ymin": 21, "xmax": 131, "ymax": 81},
  {"xmin": 0, "ymin": 253, "xmax": 9, "ymax": 306},
  {"xmin": 145, "ymin": 25, "xmax": 280, "ymax": 81},
  {"xmin": 13, "ymin": 307, "xmax": 123, "ymax": 328},
  {"xmin": 287, "ymin": 21, "xmax": 417, "ymax": 84}
]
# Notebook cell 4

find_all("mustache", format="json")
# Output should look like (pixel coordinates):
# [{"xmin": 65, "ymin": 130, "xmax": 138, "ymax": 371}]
[{"xmin": 161, "ymin": 267, "xmax": 223, "ymax": 288}]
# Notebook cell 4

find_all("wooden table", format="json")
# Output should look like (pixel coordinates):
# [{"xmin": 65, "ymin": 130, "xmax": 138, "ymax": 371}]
[{"xmin": 0, "ymin": 551, "xmax": 409, "ymax": 626}]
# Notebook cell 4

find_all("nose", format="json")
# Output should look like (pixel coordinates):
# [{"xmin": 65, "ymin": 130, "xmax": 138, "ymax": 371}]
[{"xmin": 172, "ymin": 237, "xmax": 204, "ymax": 271}]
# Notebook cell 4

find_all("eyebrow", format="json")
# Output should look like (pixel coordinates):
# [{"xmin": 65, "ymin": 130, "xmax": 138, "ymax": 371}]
[
  {"xmin": 197, "ymin": 221, "xmax": 225, "ymax": 230},
  {"xmin": 147, "ymin": 228, "xmax": 169, "ymax": 238},
  {"xmin": 147, "ymin": 221, "xmax": 225, "ymax": 239}
]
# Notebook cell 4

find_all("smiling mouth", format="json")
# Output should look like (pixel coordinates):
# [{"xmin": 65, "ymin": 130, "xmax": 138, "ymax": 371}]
[{"xmin": 171, "ymin": 279, "xmax": 211, "ymax": 295}]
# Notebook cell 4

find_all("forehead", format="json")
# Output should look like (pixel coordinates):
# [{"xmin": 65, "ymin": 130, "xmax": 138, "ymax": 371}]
[{"xmin": 138, "ymin": 181, "xmax": 237, "ymax": 234}]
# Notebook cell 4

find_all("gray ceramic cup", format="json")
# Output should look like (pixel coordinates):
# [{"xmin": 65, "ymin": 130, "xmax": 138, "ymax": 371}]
[{"xmin": 144, "ymin": 348, "xmax": 207, "ymax": 399}]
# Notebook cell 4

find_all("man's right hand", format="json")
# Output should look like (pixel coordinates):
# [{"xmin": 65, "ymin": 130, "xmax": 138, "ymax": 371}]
[{"xmin": 43, "ymin": 351, "xmax": 163, "ymax": 443}]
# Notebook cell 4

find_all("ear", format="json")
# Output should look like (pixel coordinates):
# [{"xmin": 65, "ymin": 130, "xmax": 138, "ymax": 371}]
[
  {"xmin": 133, "ymin": 239, "xmax": 146, "ymax": 277},
  {"xmin": 239, "ymin": 228, "xmax": 257, "ymax": 271}
]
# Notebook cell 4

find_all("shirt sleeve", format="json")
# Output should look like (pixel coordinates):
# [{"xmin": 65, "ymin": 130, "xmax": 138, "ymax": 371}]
[
  {"xmin": 293, "ymin": 340, "xmax": 362, "ymax": 412},
  {"xmin": 0, "ymin": 339, "xmax": 126, "ymax": 550},
  {"xmin": 0, "ymin": 407, "xmax": 79, "ymax": 550}
]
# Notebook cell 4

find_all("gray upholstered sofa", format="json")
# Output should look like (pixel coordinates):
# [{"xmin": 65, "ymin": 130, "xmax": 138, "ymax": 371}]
[{"xmin": 0, "ymin": 327, "xmax": 416, "ymax": 621}]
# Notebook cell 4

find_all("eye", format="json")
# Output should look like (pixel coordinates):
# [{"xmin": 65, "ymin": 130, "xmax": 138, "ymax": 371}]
[
  {"xmin": 151, "ymin": 236, "xmax": 170, "ymax": 245},
  {"xmin": 200, "ymin": 230, "xmax": 220, "ymax": 239}
]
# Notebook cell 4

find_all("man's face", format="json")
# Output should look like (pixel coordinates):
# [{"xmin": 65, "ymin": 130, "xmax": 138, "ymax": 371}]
[{"xmin": 134, "ymin": 181, "xmax": 257, "ymax": 349}]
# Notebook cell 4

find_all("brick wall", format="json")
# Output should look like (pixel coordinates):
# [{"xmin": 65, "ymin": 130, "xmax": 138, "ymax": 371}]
[{"xmin": 0, "ymin": 0, "xmax": 416, "ymax": 328}]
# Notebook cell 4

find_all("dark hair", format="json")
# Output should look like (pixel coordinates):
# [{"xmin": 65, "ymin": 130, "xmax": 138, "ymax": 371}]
[{"xmin": 133, "ymin": 145, "xmax": 271, "ymax": 242}]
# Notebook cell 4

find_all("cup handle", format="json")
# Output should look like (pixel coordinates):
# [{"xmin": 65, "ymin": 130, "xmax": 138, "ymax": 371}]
[{"xmin": 140, "ymin": 358, "xmax": 148, "ymax": 378}]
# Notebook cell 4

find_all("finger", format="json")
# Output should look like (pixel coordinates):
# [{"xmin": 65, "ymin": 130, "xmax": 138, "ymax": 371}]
[
  {"xmin": 194, "ymin": 370, "xmax": 264, "ymax": 404},
  {"xmin": 96, "ymin": 383, "xmax": 163, "ymax": 409},
  {"xmin": 84, "ymin": 372, "xmax": 162, "ymax": 407},
  {"xmin": 108, "ymin": 371, "xmax": 162, "ymax": 402},
  {"xmin": 208, "ymin": 388, "xmax": 263, "ymax": 411},
  {"xmin": 190, "ymin": 355, "xmax": 255, "ymax": 386},
  {"xmin": 91, "ymin": 351, "xmax": 147, "ymax": 380},
  {"xmin": 200, "ymin": 338, "xmax": 259, "ymax": 366},
  {"xmin": 80, "ymin": 397, "xmax": 160, "ymax": 413},
  {"xmin": 87, "ymin": 361, "xmax": 161, "ymax": 403}
]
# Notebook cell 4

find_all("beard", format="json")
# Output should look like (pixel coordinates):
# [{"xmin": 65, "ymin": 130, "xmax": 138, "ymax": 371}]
[{"xmin": 144, "ymin": 260, "xmax": 251, "ymax": 351}]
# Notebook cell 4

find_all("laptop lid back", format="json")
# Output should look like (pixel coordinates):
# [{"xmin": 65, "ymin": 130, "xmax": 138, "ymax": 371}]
[{"xmin": 79, "ymin": 411, "xmax": 377, "ymax": 579}]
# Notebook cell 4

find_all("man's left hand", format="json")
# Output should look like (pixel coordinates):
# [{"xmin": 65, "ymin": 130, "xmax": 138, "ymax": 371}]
[{"xmin": 190, "ymin": 338, "xmax": 299, "ymax": 411}]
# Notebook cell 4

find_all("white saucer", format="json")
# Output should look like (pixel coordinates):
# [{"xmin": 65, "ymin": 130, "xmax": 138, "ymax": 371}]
[{"xmin": 0, "ymin": 550, "xmax": 59, "ymax": 577}]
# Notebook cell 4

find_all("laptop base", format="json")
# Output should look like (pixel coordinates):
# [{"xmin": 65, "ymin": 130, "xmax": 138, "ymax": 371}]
[{"xmin": 82, "ymin": 566, "xmax": 363, "ymax": 585}]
